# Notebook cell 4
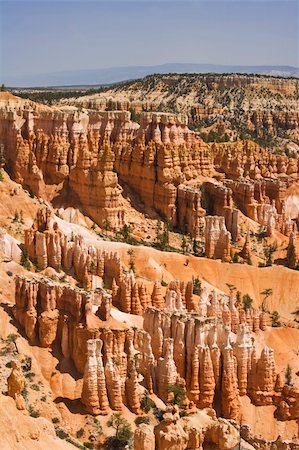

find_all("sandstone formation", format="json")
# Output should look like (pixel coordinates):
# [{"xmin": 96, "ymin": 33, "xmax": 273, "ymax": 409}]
[
  {"xmin": 2, "ymin": 78, "xmax": 299, "ymax": 448},
  {"xmin": 71, "ymin": 73, "xmax": 299, "ymax": 144},
  {"xmin": 7, "ymin": 360, "xmax": 26, "ymax": 410},
  {"xmin": 134, "ymin": 423, "xmax": 155, "ymax": 450}
]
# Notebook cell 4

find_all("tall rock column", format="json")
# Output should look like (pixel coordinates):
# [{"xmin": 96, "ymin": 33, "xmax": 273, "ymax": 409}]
[
  {"xmin": 157, "ymin": 338, "xmax": 178, "ymax": 403},
  {"xmin": 125, "ymin": 358, "xmax": 141, "ymax": 414},
  {"xmin": 221, "ymin": 346, "xmax": 240, "ymax": 420},
  {"xmin": 105, "ymin": 355, "xmax": 123, "ymax": 411},
  {"xmin": 96, "ymin": 340, "xmax": 110, "ymax": 415},
  {"xmin": 81, "ymin": 339, "xmax": 101, "ymax": 415},
  {"xmin": 199, "ymin": 346, "xmax": 216, "ymax": 408}
]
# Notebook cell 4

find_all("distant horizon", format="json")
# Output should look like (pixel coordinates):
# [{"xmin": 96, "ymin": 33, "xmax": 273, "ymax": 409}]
[
  {"xmin": 7, "ymin": 61, "xmax": 299, "ymax": 80},
  {"xmin": 1, "ymin": 1, "xmax": 298, "ymax": 86},
  {"xmin": 3, "ymin": 62, "xmax": 299, "ymax": 89}
]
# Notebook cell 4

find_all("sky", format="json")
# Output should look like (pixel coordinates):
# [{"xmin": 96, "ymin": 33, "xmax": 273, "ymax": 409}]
[{"xmin": 0, "ymin": 0, "xmax": 298, "ymax": 84}]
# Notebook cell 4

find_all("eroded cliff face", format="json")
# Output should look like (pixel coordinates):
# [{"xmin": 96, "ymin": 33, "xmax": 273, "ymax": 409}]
[
  {"xmin": 1, "ymin": 88, "xmax": 299, "ymax": 449},
  {"xmin": 1, "ymin": 94, "xmax": 299, "ymax": 243},
  {"xmin": 0, "ymin": 104, "xmax": 215, "ymax": 230},
  {"xmin": 65, "ymin": 74, "xmax": 299, "ymax": 144}
]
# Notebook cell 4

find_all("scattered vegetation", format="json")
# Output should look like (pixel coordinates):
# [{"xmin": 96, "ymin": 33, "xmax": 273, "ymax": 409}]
[
  {"xmin": 260, "ymin": 288, "xmax": 273, "ymax": 312},
  {"xmin": 128, "ymin": 249, "xmax": 136, "ymax": 273},
  {"xmin": 106, "ymin": 413, "xmax": 133, "ymax": 449},
  {"xmin": 285, "ymin": 364, "xmax": 292, "ymax": 386},
  {"xmin": 134, "ymin": 416, "xmax": 150, "ymax": 426},
  {"xmin": 20, "ymin": 248, "xmax": 31, "ymax": 270},
  {"xmin": 193, "ymin": 277, "xmax": 202, "ymax": 295},
  {"xmin": 55, "ymin": 428, "xmax": 69, "ymax": 439},
  {"xmin": 155, "ymin": 220, "xmax": 170, "ymax": 250},
  {"xmin": 167, "ymin": 384, "xmax": 185, "ymax": 407},
  {"xmin": 116, "ymin": 223, "xmax": 136, "ymax": 244},
  {"xmin": 263, "ymin": 243, "xmax": 277, "ymax": 267},
  {"xmin": 270, "ymin": 310, "xmax": 281, "ymax": 327},
  {"xmin": 242, "ymin": 294, "xmax": 253, "ymax": 311},
  {"xmin": 28, "ymin": 405, "xmax": 40, "ymax": 418},
  {"xmin": 76, "ymin": 428, "xmax": 85, "ymax": 438},
  {"xmin": 140, "ymin": 391, "xmax": 155, "ymax": 413},
  {"xmin": 200, "ymin": 130, "xmax": 230, "ymax": 143}
]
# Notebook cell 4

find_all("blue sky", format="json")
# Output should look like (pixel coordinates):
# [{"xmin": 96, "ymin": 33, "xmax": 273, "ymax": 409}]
[{"xmin": 0, "ymin": 0, "xmax": 298, "ymax": 83}]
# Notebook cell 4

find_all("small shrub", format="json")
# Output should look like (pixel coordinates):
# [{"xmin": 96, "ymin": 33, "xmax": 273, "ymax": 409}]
[
  {"xmin": 31, "ymin": 383, "xmax": 40, "ymax": 391},
  {"xmin": 83, "ymin": 443, "xmax": 94, "ymax": 449},
  {"xmin": 167, "ymin": 384, "xmax": 185, "ymax": 407},
  {"xmin": 179, "ymin": 410, "xmax": 189, "ymax": 417},
  {"xmin": 232, "ymin": 253, "xmax": 239, "ymax": 263},
  {"xmin": 140, "ymin": 391, "xmax": 155, "ymax": 413},
  {"xmin": 161, "ymin": 279, "xmax": 168, "ymax": 287},
  {"xmin": 20, "ymin": 248, "xmax": 31, "ymax": 270},
  {"xmin": 107, "ymin": 413, "xmax": 133, "ymax": 449},
  {"xmin": 41, "ymin": 395, "xmax": 47, "ymax": 402},
  {"xmin": 52, "ymin": 417, "xmax": 60, "ymax": 424},
  {"xmin": 270, "ymin": 310, "xmax": 281, "ymax": 327},
  {"xmin": 134, "ymin": 416, "xmax": 150, "ymax": 426},
  {"xmin": 285, "ymin": 364, "xmax": 292, "ymax": 386},
  {"xmin": 33, "ymin": 257, "xmax": 41, "ymax": 272},
  {"xmin": 55, "ymin": 428, "xmax": 68, "ymax": 440},
  {"xmin": 66, "ymin": 437, "xmax": 85, "ymax": 449},
  {"xmin": 242, "ymin": 294, "xmax": 253, "ymax": 311},
  {"xmin": 153, "ymin": 407, "xmax": 164, "ymax": 422},
  {"xmin": 7, "ymin": 333, "xmax": 18, "ymax": 344},
  {"xmin": 193, "ymin": 277, "xmax": 202, "ymax": 295},
  {"xmin": 76, "ymin": 428, "xmax": 85, "ymax": 438},
  {"xmin": 25, "ymin": 371, "xmax": 35, "ymax": 380},
  {"xmin": 28, "ymin": 405, "xmax": 40, "ymax": 418},
  {"xmin": 236, "ymin": 291, "xmax": 242, "ymax": 306},
  {"xmin": 128, "ymin": 249, "xmax": 136, "ymax": 273},
  {"xmin": 21, "ymin": 388, "xmax": 29, "ymax": 400}
]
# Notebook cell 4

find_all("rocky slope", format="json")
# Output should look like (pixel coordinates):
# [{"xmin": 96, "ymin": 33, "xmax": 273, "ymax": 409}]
[
  {"xmin": 61, "ymin": 73, "xmax": 299, "ymax": 147},
  {"xmin": 0, "ymin": 89, "xmax": 299, "ymax": 449}
]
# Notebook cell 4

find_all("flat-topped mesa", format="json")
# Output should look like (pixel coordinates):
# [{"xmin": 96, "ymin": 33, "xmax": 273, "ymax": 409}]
[{"xmin": 205, "ymin": 216, "xmax": 231, "ymax": 261}]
